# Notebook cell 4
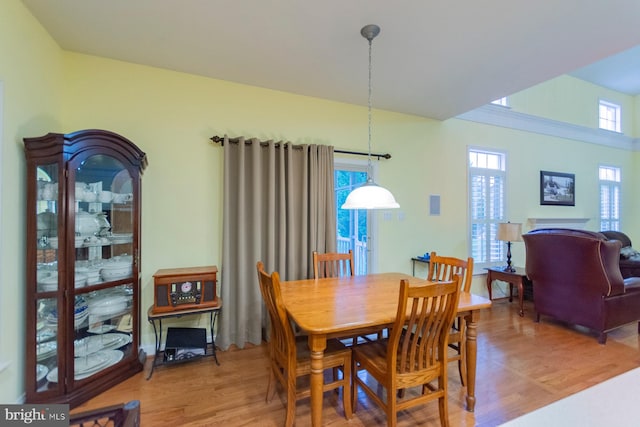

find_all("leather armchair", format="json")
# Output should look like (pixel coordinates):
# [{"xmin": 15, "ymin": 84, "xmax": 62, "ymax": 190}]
[
  {"xmin": 600, "ymin": 230, "xmax": 640, "ymax": 278},
  {"xmin": 523, "ymin": 228, "xmax": 640, "ymax": 344}
]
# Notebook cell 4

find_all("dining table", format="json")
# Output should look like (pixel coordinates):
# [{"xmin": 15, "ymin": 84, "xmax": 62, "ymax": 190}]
[{"xmin": 279, "ymin": 272, "xmax": 492, "ymax": 427}]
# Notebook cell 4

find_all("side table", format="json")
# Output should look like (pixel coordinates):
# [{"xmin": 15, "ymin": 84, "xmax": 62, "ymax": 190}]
[
  {"xmin": 485, "ymin": 267, "xmax": 530, "ymax": 317},
  {"xmin": 410, "ymin": 257, "xmax": 430, "ymax": 276},
  {"xmin": 146, "ymin": 299, "xmax": 222, "ymax": 379}
]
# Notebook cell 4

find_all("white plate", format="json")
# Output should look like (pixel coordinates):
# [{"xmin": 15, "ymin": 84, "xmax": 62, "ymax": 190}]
[
  {"xmin": 75, "ymin": 352, "xmax": 110, "ymax": 374},
  {"xmin": 87, "ymin": 324, "xmax": 117, "ymax": 334},
  {"xmin": 36, "ymin": 364, "xmax": 49, "ymax": 382},
  {"xmin": 37, "ymin": 328, "xmax": 56, "ymax": 343},
  {"xmin": 74, "ymin": 333, "xmax": 132, "ymax": 357},
  {"xmin": 46, "ymin": 350, "xmax": 124, "ymax": 382},
  {"xmin": 89, "ymin": 303, "xmax": 127, "ymax": 317},
  {"xmin": 74, "ymin": 310, "xmax": 90, "ymax": 328},
  {"xmin": 37, "ymin": 341, "xmax": 57, "ymax": 361}
]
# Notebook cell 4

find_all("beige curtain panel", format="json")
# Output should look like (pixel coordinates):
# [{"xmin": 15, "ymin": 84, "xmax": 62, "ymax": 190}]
[{"xmin": 217, "ymin": 136, "xmax": 336, "ymax": 350}]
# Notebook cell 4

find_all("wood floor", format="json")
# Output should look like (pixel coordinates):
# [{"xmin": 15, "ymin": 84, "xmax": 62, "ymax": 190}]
[{"xmin": 71, "ymin": 298, "xmax": 640, "ymax": 426}]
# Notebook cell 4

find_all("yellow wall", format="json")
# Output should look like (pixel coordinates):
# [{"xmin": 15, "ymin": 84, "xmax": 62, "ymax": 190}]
[
  {"xmin": 1, "ymin": 0, "xmax": 639, "ymax": 404},
  {"xmin": 0, "ymin": 0, "xmax": 65, "ymax": 405}
]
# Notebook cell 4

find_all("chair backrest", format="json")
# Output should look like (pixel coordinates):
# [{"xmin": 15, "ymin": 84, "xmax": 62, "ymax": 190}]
[
  {"xmin": 427, "ymin": 251, "xmax": 473, "ymax": 292},
  {"xmin": 388, "ymin": 277, "xmax": 460, "ymax": 377},
  {"xmin": 313, "ymin": 250, "xmax": 354, "ymax": 279},
  {"xmin": 256, "ymin": 262, "xmax": 296, "ymax": 364}
]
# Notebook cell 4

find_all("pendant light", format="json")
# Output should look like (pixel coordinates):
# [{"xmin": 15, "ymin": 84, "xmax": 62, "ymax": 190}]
[{"xmin": 341, "ymin": 24, "xmax": 400, "ymax": 210}]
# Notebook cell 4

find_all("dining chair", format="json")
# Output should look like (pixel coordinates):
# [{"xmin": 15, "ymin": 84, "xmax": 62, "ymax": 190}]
[
  {"xmin": 256, "ymin": 261, "xmax": 352, "ymax": 426},
  {"xmin": 313, "ymin": 250, "xmax": 355, "ymax": 278},
  {"xmin": 313, "ymin": 250, "xmax": 384, "ymax": 344},
  {"xmin": 427, "ymin": 251, "xmax": 473, "ymax": 386},
  {"xmin": 351, "ymin": 276, "xmax": 461, "ymax": 427}
]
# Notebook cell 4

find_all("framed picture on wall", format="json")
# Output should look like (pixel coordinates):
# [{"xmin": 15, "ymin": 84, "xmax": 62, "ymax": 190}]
[{"xmin": 540, "ymin": 171, "xmax": 575, "ymax": 206}]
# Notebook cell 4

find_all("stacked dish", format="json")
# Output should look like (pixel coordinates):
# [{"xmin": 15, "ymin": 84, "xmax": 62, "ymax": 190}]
[
  {"xmin": 46, "ymin": 349, "xmax": 124, "ymax": 382},
  {"xmin": 74, "ymin": 333, "xmax": 132, "ymax": 357},
  {"xmin": 100, "ymin": 257, "xmax": 132, "ymax": 281},
  {"xmin": 110, "ymin": 233, "xmax": 133, "ymax": 245},
  {"xmin": 38, "ymin": 274, "xmax": 58, "ymax": 292},
  {"xmin": 46, "ymin": 299, "xmax": 89, "ymax": 328},
  {"xmin": 36, "ymin": 341, "xmax": 57, "ymax": 361},
  {"xmin": 88, "ymin": 294, "xmax": 129, "ymax": 318}
]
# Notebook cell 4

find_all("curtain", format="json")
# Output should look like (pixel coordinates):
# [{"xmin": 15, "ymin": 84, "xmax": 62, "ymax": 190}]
[{"xmin": 217, "ymin": 136, "xmax": 336, "ymax": 350}]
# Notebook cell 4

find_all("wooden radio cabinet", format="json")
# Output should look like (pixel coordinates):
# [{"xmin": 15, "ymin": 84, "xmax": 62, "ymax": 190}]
[{"xmin": 152, "ymin": 266, "xmax": 218, "ymax": 314}]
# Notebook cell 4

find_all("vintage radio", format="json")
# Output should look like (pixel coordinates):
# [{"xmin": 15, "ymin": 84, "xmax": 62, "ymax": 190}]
[{"xmin": 152, "ymin": 266, "xmax": 219, "ymax": 314}]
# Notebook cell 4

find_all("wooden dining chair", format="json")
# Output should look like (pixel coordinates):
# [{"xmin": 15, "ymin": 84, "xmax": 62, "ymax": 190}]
[
  {"xmin": 256, "ymin": 261, "xmax": 352, "ymax": 426},
  {"xmin": 427, "ymin": 251, "xmax": 473, "ymax": 386},
  {"xmin": 313, "ymin": 250, "xmax": 384, "ymax": 344},
  {"xmin": 313, "ymin": 250, "xmax": 354, "ymax": 278},
  {"xmin": 351, "ymin": 276, "xmax": 461, "ymax": 427}
]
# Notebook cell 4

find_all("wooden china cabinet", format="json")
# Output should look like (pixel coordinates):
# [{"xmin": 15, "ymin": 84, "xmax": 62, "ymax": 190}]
[{"xmin": 24, "ymin": 129, "xmax": 147, "ymax": 407}]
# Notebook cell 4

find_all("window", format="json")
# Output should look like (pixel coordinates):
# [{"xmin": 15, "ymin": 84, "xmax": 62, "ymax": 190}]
[
  {"xmin": 599, "ymin": 165, "xmax": 621, "ymax": 231},
  {"xmin": 491, "ymin": 97, "xmax": 509, "ymax": 107},
  {"xmin": 468, "ymin": 148, "xmax": 506, "ymax": 268},
  {"xmin": 335, "ymin": 160, "xmax": 373, "ymax": 275},
  {"xmin": 599, "ymin": 100, "xmax": 621, "ymax": 132}
]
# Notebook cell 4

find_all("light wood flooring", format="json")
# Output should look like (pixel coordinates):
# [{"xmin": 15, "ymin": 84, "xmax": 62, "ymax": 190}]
[{"xmin": 71, "ymin": 298, "xmax": 640, "ymax": 426}]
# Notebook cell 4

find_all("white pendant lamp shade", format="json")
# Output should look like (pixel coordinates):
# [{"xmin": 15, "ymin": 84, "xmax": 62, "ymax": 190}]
[
  {"xmin": 341, "ymin": 24, "xmax": 400, "ymax": 210},
  {"xmin": 341, "ymin": 179, "xmax": 400, "ymax": 210}
]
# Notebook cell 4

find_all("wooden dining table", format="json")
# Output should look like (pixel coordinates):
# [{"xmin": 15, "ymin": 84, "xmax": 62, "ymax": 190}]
[{"xmin": 280, "ymin": 272, "xmax": 492, "ymax": 427}]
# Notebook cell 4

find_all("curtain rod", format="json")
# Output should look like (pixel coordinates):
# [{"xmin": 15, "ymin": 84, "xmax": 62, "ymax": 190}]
[{"xmin": 210, "ymin": 135, "xmax": 391, "ymax": 160}]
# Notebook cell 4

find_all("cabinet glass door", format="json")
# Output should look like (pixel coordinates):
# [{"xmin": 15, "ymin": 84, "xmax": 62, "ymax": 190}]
[
  {"xmin": 34, "ymin": 163, "xmax": 60, "ymax": 392},
  {"xmin": 71, "ymin": 154, "xmax": 135, "ymax": 381}
]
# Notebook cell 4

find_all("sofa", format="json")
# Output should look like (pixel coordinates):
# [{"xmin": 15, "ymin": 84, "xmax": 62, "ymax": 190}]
[
  {"xmin": 601, "ymin": 230, "xmax": 640, "ymax": 278},
  {"xmin": 523, "ymin": 228, "xmax": 640, "ymax": 344}
]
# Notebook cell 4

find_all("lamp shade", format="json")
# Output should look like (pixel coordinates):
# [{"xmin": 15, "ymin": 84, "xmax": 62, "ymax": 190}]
[
  {"xmin": 497, "ymin": 222, "xmax": 523, "ymax": 242},
  {"xmin": 341, "ymin": 179, "xmax": 400, "ymax": 210}
]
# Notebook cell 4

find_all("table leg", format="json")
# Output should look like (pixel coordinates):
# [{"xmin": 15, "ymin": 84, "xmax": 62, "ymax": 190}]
[
  {"xmin": 209, "ymin": 310, "xmax": 221, "ymax": 365},
  {"xmin": 486, "ymin": 272, "xmax": 493, "ymax": 300},
  {"xmin": 517, "ymin": 279, "xmax": 524, "ymax": 317},
  {"xmin": 308, "ymin": 334, "xmax": 327, "ymax": 427},
  {"xmin": 147, "ymin": 318, "xmax": 161, "ymax": 380},
  {"xmin": 464, "ymin": 311, "xmax": 478, "ymax": 412}
]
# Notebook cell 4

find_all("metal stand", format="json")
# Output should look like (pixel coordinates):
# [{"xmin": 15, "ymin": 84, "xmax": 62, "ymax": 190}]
[{"xmin": 146, "ymin": 302, "xmax": 221, "ymax": 380}]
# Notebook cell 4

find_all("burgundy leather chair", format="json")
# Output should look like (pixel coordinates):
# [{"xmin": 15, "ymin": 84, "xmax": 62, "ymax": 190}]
[
  {"xmin": 523, "ymin": 228, "xmax": 640, "ymax": 344},
  {"xmin": 601, "ymin": 230, "xmax": 640, "ymax": 278}
]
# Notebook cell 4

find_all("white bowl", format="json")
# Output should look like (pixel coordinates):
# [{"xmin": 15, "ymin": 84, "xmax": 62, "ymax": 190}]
[
  {"xmin": 100, "ymin": 265, "xmax": 132, "ymax": 281},
  {"xmin": 38, "ymin": 275, "xmax": 58, "ymax": 292},
  {"xmin": 75, "ymin": 272, "xmax": 88, "ymax": 288}
]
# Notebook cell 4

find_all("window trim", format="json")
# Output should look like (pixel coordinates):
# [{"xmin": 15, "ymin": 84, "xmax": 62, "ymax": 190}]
[
  {"xmin": 598, "ymin": 99, "xmax": 621, "ymax": 133},
  {"xmin": 599, "ymin": 164, "xmax": 621, "ymax": 232},
  {"xmin": 467, "ymin": 147, "xmax": 508, "ymax": 272}
]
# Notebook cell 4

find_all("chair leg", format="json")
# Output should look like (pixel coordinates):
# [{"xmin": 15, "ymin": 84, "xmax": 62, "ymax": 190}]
[
  {"xmin": 387, "ymin": 386, "xmax": 397, "ymax": 427},
  {"xmin": 598, "ymin": 332, "xmax": 608, "ymax": 344},
  {"xmin": 285, "ymin": 375, "xmax": 296, "ymax": 427},
  {"xmin": 438, "ymin": 394, "xmax": 450, "ymax": 427},
  {"xmin": 342, "ymin": 357, "xmax": 353, "ymax": 419},
  {"xmin": 266, "ymin": 367, "xmax": 277, "ymax": 403},
  {"xmin": 458, "ymin": 342, "xmax": 467, "ymax": 387},
  {"xmin": 351, "ymin": 359, "xmax": 358, "ymax": 413}
]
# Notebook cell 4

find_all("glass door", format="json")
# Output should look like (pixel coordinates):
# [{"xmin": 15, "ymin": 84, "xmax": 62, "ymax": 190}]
[
  {"xmin": 34, "ymin": 163, "xmax": 61, "ymax": 393},
  {"xmin": 335, "ymin": 164, "xmax": 371, "ymax": 275},
  {"xmin": 69, "ymin": 153, "xmax": 136, "ymax": 384}
]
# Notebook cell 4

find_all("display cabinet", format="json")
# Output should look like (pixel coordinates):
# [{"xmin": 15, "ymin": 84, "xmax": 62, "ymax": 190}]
[{"xmin": 24, "ymin": 129, "xmax": 148, "ymax": 407}]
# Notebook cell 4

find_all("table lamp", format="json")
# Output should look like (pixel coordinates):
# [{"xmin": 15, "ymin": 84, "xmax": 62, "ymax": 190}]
[{"xmin": 497, "ymin": 222, "xmax": 522, "ymax": 272}]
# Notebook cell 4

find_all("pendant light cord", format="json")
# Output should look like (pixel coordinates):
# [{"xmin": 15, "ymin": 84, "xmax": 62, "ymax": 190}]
[{"xmin": 367, "ymin": 35, "xmax": 373, "ymax": 180}]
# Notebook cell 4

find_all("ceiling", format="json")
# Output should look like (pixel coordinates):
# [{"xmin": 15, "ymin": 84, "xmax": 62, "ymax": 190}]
[{"xmin": 21, "ymin": 0, "xmax": 640, "ymax": 120}]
